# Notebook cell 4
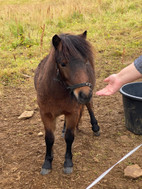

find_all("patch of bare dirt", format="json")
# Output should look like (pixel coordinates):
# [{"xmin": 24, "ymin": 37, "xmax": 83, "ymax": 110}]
[{"xmin": 0, "ymin": 79, "xmax": 142, "ymax": 189}]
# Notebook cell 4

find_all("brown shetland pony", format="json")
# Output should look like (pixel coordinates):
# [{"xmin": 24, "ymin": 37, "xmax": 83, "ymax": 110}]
[{"xmin": 34, "ymin": 31, "xmax": 100, "ymax": 175}]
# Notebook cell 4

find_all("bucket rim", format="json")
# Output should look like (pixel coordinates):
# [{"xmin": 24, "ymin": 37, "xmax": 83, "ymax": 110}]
[{"xmin": 120, "ymin": 82, "xmax": 142, "ymax": 101}]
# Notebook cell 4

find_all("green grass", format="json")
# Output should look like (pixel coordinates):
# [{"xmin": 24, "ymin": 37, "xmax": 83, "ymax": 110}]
[{"xmin": 0, "ymin": 0, "xmax": 142, "ymax": 85}]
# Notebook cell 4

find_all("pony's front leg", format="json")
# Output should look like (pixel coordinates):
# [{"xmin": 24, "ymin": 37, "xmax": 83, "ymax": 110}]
[
  {"xmin": 63, "ymin": 113, "xmax": 79, "ymax": 174},
  {"xmin": 86, "ymin": 101, "xmax": 100, "ymax": 136},
  {"xmin": 40, "ymin": 111, "xmax": 55, "ymax": 175}
]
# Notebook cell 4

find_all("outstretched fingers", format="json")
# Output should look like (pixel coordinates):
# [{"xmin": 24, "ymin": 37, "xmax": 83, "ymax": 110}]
[{"xmin": 96, "ymin": 86, "xmax": 114, "ymax": 96}]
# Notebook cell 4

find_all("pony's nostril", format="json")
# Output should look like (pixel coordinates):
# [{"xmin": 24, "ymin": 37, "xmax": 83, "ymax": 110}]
[
  {"xmin": 79, "ymin": 91, "xmax": 86, "ymax": 99},
  {"xmin": 79, "ymin": 91, "xmax": 92, "ymax": 104}
]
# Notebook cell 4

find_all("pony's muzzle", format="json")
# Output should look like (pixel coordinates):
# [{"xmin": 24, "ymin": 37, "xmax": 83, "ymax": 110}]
[{"xmin": 74, "ymin": 87, "xmax": 92, "ymax": 104}]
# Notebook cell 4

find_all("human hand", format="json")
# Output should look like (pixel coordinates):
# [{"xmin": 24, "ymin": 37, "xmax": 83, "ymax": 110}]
[{"xmin": 96, "ymin": 74, "xmax": 122, "ymax": 96}]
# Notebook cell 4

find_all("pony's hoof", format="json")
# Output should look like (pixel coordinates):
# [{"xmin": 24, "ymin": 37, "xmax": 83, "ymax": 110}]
[
  {"xmin": 93, "ymin": 131, "xmax": 100, "ymax": 136},
  {"xmin": 40, "ymin": 168, "xmax": 51, "ymax": 175},
  {"xmin": 63, "ymin": 167, "xmax": 73, "ymax": 174}
]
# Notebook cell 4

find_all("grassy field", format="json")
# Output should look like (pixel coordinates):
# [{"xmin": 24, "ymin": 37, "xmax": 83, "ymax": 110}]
[{"xmin": 0, "ymin": 0, "xmax": 142, "ymax": 85}]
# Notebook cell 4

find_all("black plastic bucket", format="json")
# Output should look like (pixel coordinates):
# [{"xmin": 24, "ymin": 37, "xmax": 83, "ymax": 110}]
[{"xmin": 120, "ymin": 82, "xmax": 142, "ymax": 135}]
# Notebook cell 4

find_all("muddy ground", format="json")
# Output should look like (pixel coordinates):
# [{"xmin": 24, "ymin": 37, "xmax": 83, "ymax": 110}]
[{"xmin": 0, "ymin": 77, "xmax": 142, "ymax": 189}]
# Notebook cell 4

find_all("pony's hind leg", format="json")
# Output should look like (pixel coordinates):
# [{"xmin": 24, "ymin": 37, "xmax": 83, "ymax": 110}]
[
  {"xmin": 63, "ymin": 112, "xmax": 80, "ymax": 174},
  {"xmin": 86, "ymin": 102, "xmax": 100, "ymax": 136},
  {"xmin": 40, "ymin": 111, "xmax": 56, "ymax": 175}
]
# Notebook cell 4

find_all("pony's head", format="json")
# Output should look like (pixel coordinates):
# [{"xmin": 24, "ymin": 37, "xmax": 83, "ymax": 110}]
[{"xmin": 52, "ymin": 31, "xmax": 95, "ymax": 104}]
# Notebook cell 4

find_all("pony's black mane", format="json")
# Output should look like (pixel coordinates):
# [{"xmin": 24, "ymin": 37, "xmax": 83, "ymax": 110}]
[{"xmin": 59, "ymin": 34, "xmax": 94, "ymax": 64}]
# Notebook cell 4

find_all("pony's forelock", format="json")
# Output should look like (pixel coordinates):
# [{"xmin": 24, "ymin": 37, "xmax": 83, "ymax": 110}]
[{"xmin": 58, "ymin": 33, "xmax": 94, "ymax": 64}]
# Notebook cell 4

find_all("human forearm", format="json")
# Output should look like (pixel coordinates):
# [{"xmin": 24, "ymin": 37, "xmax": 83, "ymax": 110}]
[{"xmin": 117, "ymin": 62, "xmax": 142, "ymax": 86}]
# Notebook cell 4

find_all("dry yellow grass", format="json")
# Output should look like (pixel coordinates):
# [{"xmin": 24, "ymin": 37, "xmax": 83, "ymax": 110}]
[
  {"xmin": 1, "ymin": 0, "xmax": 131, "ymax": 25},
  {"xmin": 1, "ymin": 1, "xmax": 92, "ymax": 23}
]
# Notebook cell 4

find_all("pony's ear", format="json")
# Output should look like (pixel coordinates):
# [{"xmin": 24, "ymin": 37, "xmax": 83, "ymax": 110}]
[
  {"xmin": 52, "ymin": 34, "xmax": 61, "ymax": 50},
  {"xmin": 79, "ymin": 31, "xmax": 87, "ymax": 39}
]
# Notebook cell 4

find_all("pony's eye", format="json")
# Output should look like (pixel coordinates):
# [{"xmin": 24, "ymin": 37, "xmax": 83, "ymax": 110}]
[{"xmin": 61, "ymin": 63, "xmax": 66, "ymax": 67}]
